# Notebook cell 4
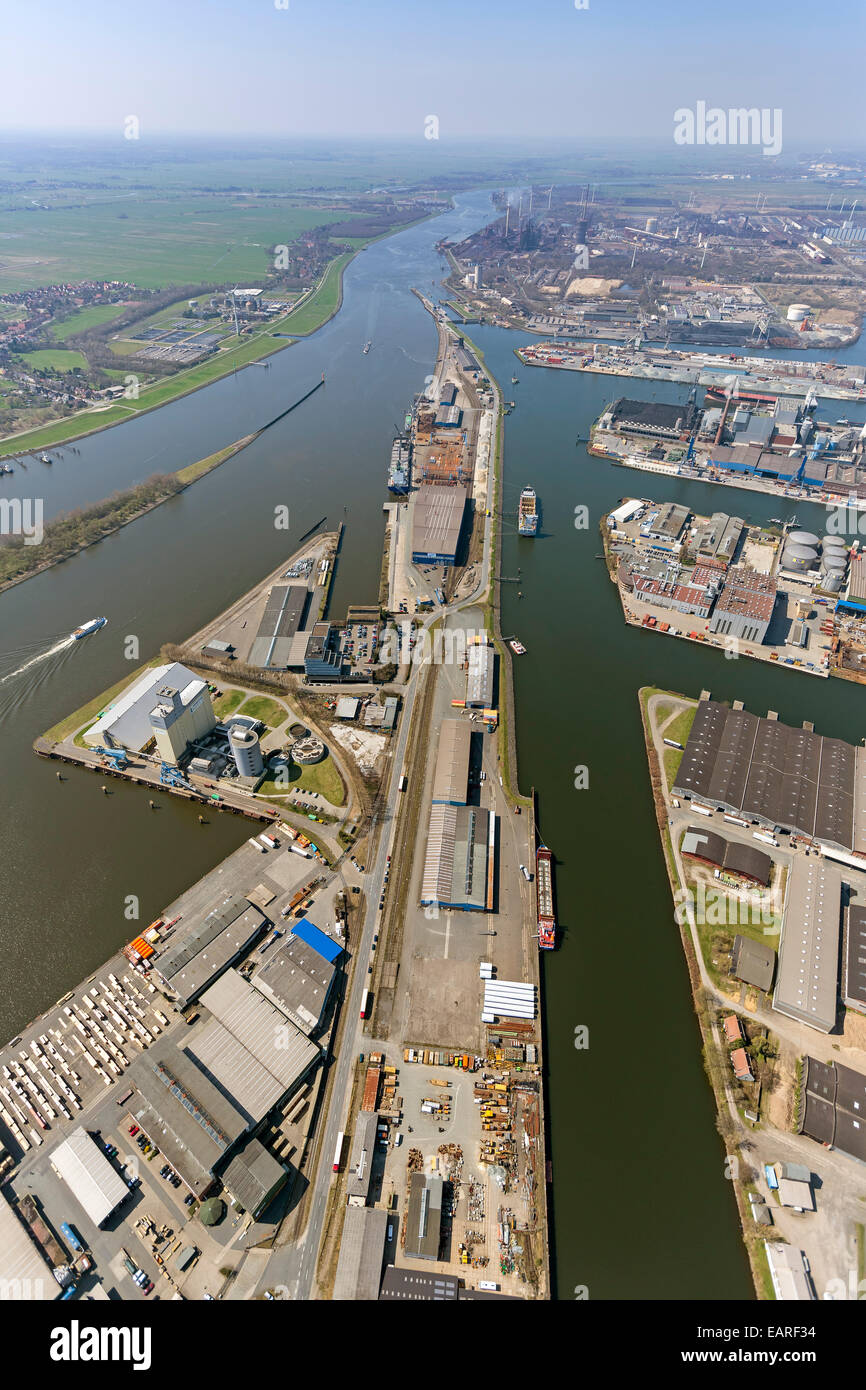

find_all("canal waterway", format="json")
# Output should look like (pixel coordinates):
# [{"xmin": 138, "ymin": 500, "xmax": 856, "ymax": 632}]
[{"xmin": 0, "ymin": 187, "xmax": 863, "ymax": 1299}]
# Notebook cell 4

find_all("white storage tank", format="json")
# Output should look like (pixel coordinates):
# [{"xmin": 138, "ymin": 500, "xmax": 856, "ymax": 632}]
[
  {"xmin": 787, "ymin": 302, "xmax": 811, "ymax": 321},
  {"xmin": 788, "ymin": 530, "xmax": 821, "ymax": 547},
  {"xmin": 229, "ymin": 726, "xmax": 264, "ymax": 778}
]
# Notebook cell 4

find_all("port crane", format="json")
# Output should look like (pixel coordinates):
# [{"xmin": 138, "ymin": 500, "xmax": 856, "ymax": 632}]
[
  {"xmin": 94, "ymin": 746, "xmax": 129, "ymax": 770},
  {"xmin": 159, "ymin": 762, "xmax": 194, "ymax": 791}
]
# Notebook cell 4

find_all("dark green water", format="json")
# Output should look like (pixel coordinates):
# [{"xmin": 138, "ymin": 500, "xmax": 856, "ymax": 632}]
[
  {"xmin": 468, "ymin": 326, "xmax": 866, "ymax": 1299},
  {"xmin": 1, "ymin": 189, "xmax": 863, "ymax": 1298}
]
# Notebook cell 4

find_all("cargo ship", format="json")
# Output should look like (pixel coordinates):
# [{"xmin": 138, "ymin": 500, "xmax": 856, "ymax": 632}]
[
  {"xmin": 72, "ymin": 617, "xmax": 107, "ymax": 640},
  {"xmin": 388, "ymin": 434, "xmax": 412, "ymax": 494},
  {"xmin": 536, "ymin": 845, "xmax": 556, "ymax": 950},
  {"xmin": 518, "ymin": 486, "xmax": 538, "ymax": 537}
]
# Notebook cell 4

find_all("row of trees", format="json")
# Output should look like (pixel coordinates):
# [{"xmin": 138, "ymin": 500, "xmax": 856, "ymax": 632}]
[{"xmin": 0, "ymin": 472, "xmax": 184, "ymax": 587}]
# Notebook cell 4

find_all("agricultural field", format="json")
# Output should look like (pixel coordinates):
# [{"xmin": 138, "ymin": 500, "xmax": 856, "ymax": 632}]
[
  {"xmin": 21, "ymin": 348, "xmax": 89, "ymax": 372},
  {"xmin": 49, "ymin": 304, "xmax": 130, "ymax": 340},
  {"xmin": 0, "ymin": 196, "xmax": 359, "ymax": 292}
]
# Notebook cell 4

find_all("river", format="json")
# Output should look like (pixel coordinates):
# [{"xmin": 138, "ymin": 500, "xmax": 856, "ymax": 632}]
[{"xmin": 1, "ymin": 188, "xmax": 862, "ymax": 1300}]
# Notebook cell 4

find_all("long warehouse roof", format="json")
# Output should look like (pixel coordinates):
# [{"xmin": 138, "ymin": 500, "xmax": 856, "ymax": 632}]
[
  {"xmin": 431, "ymin": 718, "xmax": 470, "ymax": 805},
  {"xmin": 411, "ymin": 484, "xmax": 467, "ymax": 560},
  {"xmin": 774, "ymin": 856, "xmax": 841, "ymax": 1033}
]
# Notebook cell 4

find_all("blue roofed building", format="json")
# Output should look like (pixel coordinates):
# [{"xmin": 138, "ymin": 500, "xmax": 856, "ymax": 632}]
[{"xmin": 291, "ymin": 917, "xmax": 343, "ymax": 964}]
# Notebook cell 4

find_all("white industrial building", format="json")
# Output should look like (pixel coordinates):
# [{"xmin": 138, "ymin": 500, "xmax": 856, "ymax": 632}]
[
  {"xmin": 84, "ymin": 662, "xmax": 216, "ymax": 761},
  {"xmin": 50, "ymin": 1126, "xmax": 131, "ymax": 1228},
  {"xmin": 481, "ymin": 979, "xmax": 537, "ymax": 1022}
]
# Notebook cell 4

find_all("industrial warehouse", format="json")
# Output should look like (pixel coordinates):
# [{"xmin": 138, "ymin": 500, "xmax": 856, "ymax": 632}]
[
  {"xmin": 681, "ymin": 827, "xmax": 773, "ymax": 886},
  {"xmin": 83, "ymin": 662, "xmax": 217, "ymax": 761},
  {"xmin": 421, "ymin": 719, "xmax": 494, "ymax": 913},
  {"xmin": 773, "ymin": 857, "xmax": 842, "ymax": 1034},
  {"xmin": 671, "ymin": 699, "xmax": 865, "ymax": 856},
  {"xmin": 411, "ymin": 484, "xmax": 469, "ymax": 566},
  {"xmin": 609, "ymin": 498, "xmax": 852, "ymax": 677}
]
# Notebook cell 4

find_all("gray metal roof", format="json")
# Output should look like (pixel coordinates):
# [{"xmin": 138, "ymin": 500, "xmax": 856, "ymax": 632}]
[
  {"xmin": 252, "ymin": 935, "xmax": 336, "ymax": 1036},
  {"xmin": 130, "ymin": 1040, "xmax": 250, "ymax": 1193},
  {"xmin": 154, "ymin": 897, "xmax": 267, "ymax": 1004},
  {"xmin": 189, "ymin": 970, "xmax": 320, "ymax": 1122},
  {"xmin": 673, "ymin": 700, "xmax": 858, "ymax": 851},
  {"xmin": 405, "ymin": 1171, "xmax": 443, "ymax": 1261},
  {"xmin": 411, "ymin": 484, "xmax": 467, "ymax": 561},
  {"xmin": 844, "ymin": 905, "xmax": 866, "ymax": 1011},
  {"xmin": 249, "ymin": 584, "xmax": 308, "ymax": 670},
  {"xmin": 333, "ymin": 1205, "xmax": 388, "ymax": 1301},
  {"xmin": 345, "ymin": 1110, "xmax": 379, "ymax": 1204},
  {"xmin": 731, "ymin": 934, "xmax": 776, "ymax": 993},
  {"xmin": 221, "ymin": 1138, "xmax": 287, "ymax": 1217},
  {"xmin": 380, "ymin": 1265, "xmax": 459, "ymax": 1300},
  {"xmin": 773, "ymin": 857, "xmax": 841, "ymax": 1033},
  {"xmin": 431, "ymin": 718, "xmax": 470, "ymax": 804}
]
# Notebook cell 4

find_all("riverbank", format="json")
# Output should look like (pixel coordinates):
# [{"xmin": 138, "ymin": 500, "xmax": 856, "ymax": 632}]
[{"xmin": 638, "ymin": 686, "xmax": 766, "ymax": 1299}]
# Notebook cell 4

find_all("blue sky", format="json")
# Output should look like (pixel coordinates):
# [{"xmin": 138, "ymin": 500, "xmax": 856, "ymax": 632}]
[{"xmin": 3, "ymin": 0, "xmax": 863, "ymax": 146}]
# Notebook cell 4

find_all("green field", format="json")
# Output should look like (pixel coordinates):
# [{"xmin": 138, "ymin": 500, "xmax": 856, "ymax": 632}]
[
  {"xmin": 50, "ymin": 304, "xmax": 129, "ymax": 340},
  {"xmin": 258, "ymin": 753, "xmax": 346, "ymax": 807},
  {"xmin": 21, "ymin": 348, "xmax": 88, "ymax": 372},
  {"xmin": 237, "ymin": 696, "xmax": 287, "ymax": 730},
  {"xmin": 278, "ymin": 253, "xmax": 351, "ymax": 335},
  {"xmin": 0, "ymin": 197, "xmax": 359, "ymax": 293},
  {"xmin": 212, "ymin": 689, "xmax": 245, "ymax": 720}
]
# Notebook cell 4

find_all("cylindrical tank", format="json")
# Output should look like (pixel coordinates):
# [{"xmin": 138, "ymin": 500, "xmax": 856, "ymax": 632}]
[
  {"xmin": 788, "ymin": 530, "xmax": 821, "ymax": 547},
  {"xmin": 229, "ymin": 726, "xmax": 264, "ymax": 778},
  {"xmin": 821, "ymin": 553, "xmax": 847, "ymax": 574},
  {"xmin": 821, "ymin": 536, "xmax": 848, "ymax": 553},
  {"xmin": 782, "ymin": 544, "xmax": 818, "ymax": 571},
  {"xmin": 787, "ymin": 302, "xmax": 811, "ymax": 321},
  {"xmin": 821, "ymin": 570, "xmax": 845, "ymax": 593}
]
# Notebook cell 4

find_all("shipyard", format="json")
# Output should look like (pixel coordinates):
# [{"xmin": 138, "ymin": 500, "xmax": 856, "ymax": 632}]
[
  {"xmin": 588, "ymin": 386, "xmax": 866, "ymax": 508},
  {"xmin": 1, "ymin": 292, "xmax": 551, "ymax": 1306}
]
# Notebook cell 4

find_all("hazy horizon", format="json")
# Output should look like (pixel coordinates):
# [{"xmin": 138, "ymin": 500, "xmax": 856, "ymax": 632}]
[{"xmin": 2, "ymin": 0, "xmax": 863, "ymax": 148}]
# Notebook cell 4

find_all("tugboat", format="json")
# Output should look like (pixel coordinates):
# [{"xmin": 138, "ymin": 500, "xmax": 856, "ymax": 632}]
[
  {"xmin": 536, "ymin": 845, "xmax": 556, "ymax": 950},
  {"xmin": 363, "ymin": 340, "xmax": 372, "ymax": 354}
]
